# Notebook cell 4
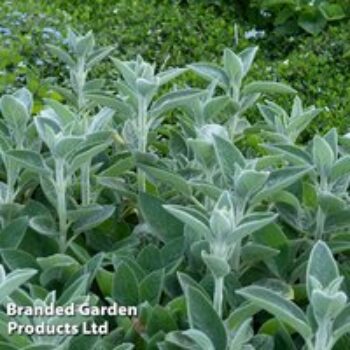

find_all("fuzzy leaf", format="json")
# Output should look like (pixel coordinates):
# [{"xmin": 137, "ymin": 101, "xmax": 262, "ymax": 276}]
[
  {"xmin": 237, "ymin": 286, "xmax": 312, "ymax": 340},
  {"xmin": 306, "ymin": 241, "xmax": 339, "ymax": 299},
  {"xmin": 185, "ymin": 286, "xmax": 227, "ymax": 349},
  {"xmin": 243, "ymin": 81, "xmax": 297, "ymax": 95},
  {"xmin": 112, "ymin": 262, "xmax": 139, "ymax": 306}
]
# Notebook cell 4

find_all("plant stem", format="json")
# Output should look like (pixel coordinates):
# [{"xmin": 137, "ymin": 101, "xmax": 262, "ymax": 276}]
[
  {"xmin": 137, "ymin": 97, "xmax": 147, "ymax": 193},
  {"xmin": 232, "ymin": 241, "xmax": 241, "ymax": 271},
  {"xmin": 315, "ymin": 206, "xmax": 325, "ymax": 241},
  {"xmin": 56, "ymin": 159, "xmax": 68, "ymax": 253},
  {"xmin": 314, "ymin": 322, "xmax": 331, "ymax": 350},
  {"xmin": 232, "ymin": 203, "xmax": 245, "ymax": 271},
  {"xmin": 213, "ymin": 277, "xmax": 224, "ymax": 318},
  {"xmin": 5, "ymin": 158, "xmax": 16, "ymax": 204},
  {"xmin": 76, "ymin": 57, "xmax": 86, "ymax": 112},
  {"xmin": 81, "ymin": 162, "xmax": 90, "ymax": 206}
]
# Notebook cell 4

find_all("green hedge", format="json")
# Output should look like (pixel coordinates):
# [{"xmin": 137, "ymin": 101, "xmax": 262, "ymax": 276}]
[{"xmin": 1, "ymin": 0, "xmax": 349, "ymax": 132}]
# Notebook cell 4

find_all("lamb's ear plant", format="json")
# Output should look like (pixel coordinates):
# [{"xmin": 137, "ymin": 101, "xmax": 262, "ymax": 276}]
[
  {"xmin": 7, "ymin": 105, "xmax": 115, "ymax": 253},
  {"xmin": 264, "ymin": 128, "xmax": 350, "ymax": 241},
  {"xmin": 165, "ymin": 190, "xmax": 277, "ymax": 317},
  {"xmin": 0, "ymin": 264, "xmax": 36, "ymax": 304},
  {"xmin": 189, "ymin": 46, "xmax": 297, "ymax": 137},
  {"xmin": 47, "ymin": 29, "xmax": 115, "ymax": 206},
  {"xmin": 258, "ymin": 96, "xmax": 322, "ymax": 144},
  {"xmin": 0, "ymin": 88, "xmax": 40, "ymax": 205},
  {"xmin": 95, "ymin": 54, "xmax": 204, "ymax": 193},
  {"xmin": 237, "ymin": 241, "xmax": 350, "ymax": 350},
  {"xmin": 161, "ymin": 273, "xmax": 272, "ymax": 350},
  {"xmin": 46, "ymin": 28, "xmax": 114, "ymax": 112}
]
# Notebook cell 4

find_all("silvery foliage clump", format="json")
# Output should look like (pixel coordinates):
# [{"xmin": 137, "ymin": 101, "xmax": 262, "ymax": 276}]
[
  {"xmin": 47, "ymin": 29, "xmax": 114, "ymax": 112},
  {"xmin": 264, "ymin": 127, "xmax": 350, "ymax": 240},
  {"xmin": 188, "ymin": 47, "xmax": 297, "ymax": 138},
  {"xmin": 160, "ymin": 271, "xmax": 273, "ymax": 350},
  {"xmin": 7, "ymin": 101, "xmax": 115, "ymax": 253},
  {"xmin": 164, "ymin": 137, "xmax": 311, "ymax": 318},
  {"xmin": 0, "ymin": 264, "xmax": 36, "ymax": 304},
  {"xmin": 47, "ymin": 29, "xmax": 115, "ymax": 206},
  {"xmin": 258, "ymin": 96, "xmax": 322, "ymax": 144},
  {"xmin": 238, "ymin": 241, "xmax": 350, "ymax": 350},
  {"xmin": 95, "ymin": 54, "xmax": 203, "ymax": 193},
  {"xmin": 2, "ymin": 29, "xmax": 350, "ymax": 349},
  {"xmin": 165, "ymin": 190, "xmax": 277, "ymax": 317},
  {"xmin": 0, "ymin": 88, "xmax": 40, "ymax": 205}
]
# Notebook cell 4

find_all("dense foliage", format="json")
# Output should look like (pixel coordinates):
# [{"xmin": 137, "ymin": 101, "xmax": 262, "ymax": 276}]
[{"xmin": 0, "ymin": 0, "xmax": 350, "ymax": 349}]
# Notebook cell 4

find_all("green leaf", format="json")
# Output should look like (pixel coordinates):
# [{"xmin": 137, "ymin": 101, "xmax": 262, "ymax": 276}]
[
  {"xmin": 58, "ymin": 274, "xmax": 89, "ymax": 305},
  {"xmin": 0, "ymin": 95, "xmax": 29, "ymax": 128},
  {"xmin": 239, "ymin": 46, "xmax": 258, "ymax": 77},
  {"xmin": 236, "ymin": 170, "xmax": 269, "ymax": 199},
  {"xmin": 241, "ymin": 243, "xmax": 279, "ymax": 264},
  {"xmin": 46, "ymin": 44, "xmax": 75, "ymax": 67},
  {"xmin": 137, "ymin": 244, "xmax": 162, "ymax": 272},
  {"xmin": 71, "ymin": 205, "xmax": 115, "ymax": 233},
  {"xmin": 163, "ymin": 205, "xmax": 212, "ymax": 241},
  {"xmin": 37, "ymin": 254, "xmax": 78, "ymax": 270},
  {"xmin": 87, "ymin": 94, "xmax": 134, "ymax": 120},
  {"xmin": 229, "ymin": 318, "xmax": 253, "ymax": 350},
  {"xmin": 29, "ymin": 215, "xmax": 58, "ymax": 236},
  {"xmin": 202, "ymin": 252, "xmax": 230, "ymax": 279},
  {"xmin": 223, "ymin": 48, "xmax": 243, "ymax": 83},
  {"xmin": 112, "ymin": 262, "xmax": 139, "ymax": 305},
  {"xmin": 76, "ymin": 31, "xmax": 95, "ymax": 56},
  {"xmin": 263, "ymin": 144, "xmax": 311, "ymax": 165},
  {"xmin": 7, "ymin": 150, "xmax": 50, "ymax": 176},
  {"xmin": 185, "ymin": 286, "xmax": 227, "ymax": 349},
  {"xmin": 165, "ymin": 330, "xmax": 215, "ymax": 350},
  {"xmin": 157, "ymin": 67, "xmax": 187, "ymax": 85},
  {"xmin": 146, "ymin": 305, "xmax": 177, "ymax": 337},
  {"xmin": 312, "ymin": 135, "xmax": 334, "ymax": 177},
  {"xmin": 139, "ymin": 269, "xmax": 164, "ymax": 305},
  {"xmin": 45, "ymin": 99, "xmax": 77, "ymax": 126},
  {"xmin": 213, "ymin": 135, "xmax": 245, "ymax": 184},
  {"xmin": 99, "ymin": 156, "xmax": 134, "ymax": 177},
  {"xmin": 306, "ymin": 241, "xmax": 339, "ymax": 299},
  {"xmin": 139, "ymin": 193, "xmax": 183, "ymax": 242},
  {"xmin": 253, "ymin": 166, "xmax": 311, "ymax": 203},
  {"xmin": 69, "ymin": 143, "xmax": 110, "ymax": 174},
  {"xmin": 113, "ymin": 344, "xmax": 134, "ymax": 350},
  {"xmin": 151, "ymin": 89, "xmax": 205, "ymax": 116},
  {"xmin": 319, "ymin": 3, "xmax": 345, "ymax": 21},
  {"xmin": 333, "ymin": 305, "xmax": 350, "ymax": 342},
  {"xmin": 319, "ymin": 192, "xmax": 345, "ymax": 215},
  {"xmin": 111, "ymin": 57, "xmax": 137, "ymax": 87},
  {"xmin": 1, "ymin": 249, "xmax": 39, "ymax": 271},
  {"xmin": 53, "ymin": 136, "xmax": 84, "ymax": 159},
  {"xmin": 298, "ymin": 8, "xmax": 327, "ymax": 35},
  {"xmin": 227, "ymin": 302, "xmax": 261, "ymax": 331},
  {"xmin": 330, "ymin": 156, "xmax": 350, "ymax": 182},
  {"xmin": 188, "ymin": 63, "xmax": 229, "ymax": 88},
  {"xmin": 243, "ymin": 81, "xmax": 297, "ymax": 95},
  {"xmin": 140, "ymin": 165, "xmax": 191, "ymax": 196},
  {"xmin": 237, "ymin": 286, "xmax": 312, "ymax": 340},
  {"xmin": 0, "ymin": 267, "xmax": 37, "ymax": 304},
  {"xmin": 311, "ymin": 288, "xmax": 346, "ymax": 324},
  {"xmin": 288, "ymin": 109, "xmax": 321, "ymax": 141},
  {"xmin": 203, "ymin": 96, "xmax": 232, "ymax": 122},
  {"xmin": 0, "ymin": 217, "xmax": 28, "ymax": 248},
  {"xmin": 87, "ymin": 46, "xmax": 115, "ymax": 69},
  {"xmin": 177, "ymin": 272, "xmax": 210, "ymax": 299},
  {"xmin": 228, "ymin": 214, "xmax": 277, "ymax": 245}
]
